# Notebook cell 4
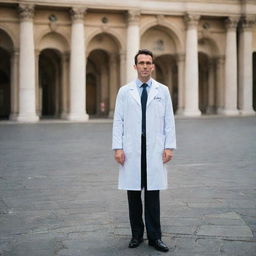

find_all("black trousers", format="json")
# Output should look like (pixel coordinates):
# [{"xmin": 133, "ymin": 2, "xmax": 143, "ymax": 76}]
[{"xmin": 127, "ymin": 135, "xmax": 161, "ymax": 241}]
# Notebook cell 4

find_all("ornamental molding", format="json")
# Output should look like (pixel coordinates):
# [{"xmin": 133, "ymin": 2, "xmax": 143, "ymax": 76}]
[
  {"xmin": 184, "ymin": 13, "xmax": 200, "ymax": 29},
  {"xmin": 240, "ymin": 15, "xmax": 255, "ymax": 31},
  {"xmin": 127, "ymin": 9, "xmax": 140, "ymax": 25},
  {"xmin": 18, "ymin": 4, "xmax": 34, "ymax": 21},
  {"xmin": 176, "ymin": 53, "xmax": 185, "ymax": 62},
  {"xmin": 70, "ymin": 7, "xmax": 86, "ymax": 22},
  {"xmin": 225, "ymin": 16, "xmax": 240, "ymax": 30}
]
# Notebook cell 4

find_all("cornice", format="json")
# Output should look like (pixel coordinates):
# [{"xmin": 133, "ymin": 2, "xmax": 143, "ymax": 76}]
[{"xmin": 0, "ymin": 0, "xmax": 256, "ymax": 18}]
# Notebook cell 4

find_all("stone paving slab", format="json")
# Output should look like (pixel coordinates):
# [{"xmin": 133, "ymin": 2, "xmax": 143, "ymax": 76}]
[{"xmin": 0, "ymin": 117, "xmax": 256, "ymax": 256}]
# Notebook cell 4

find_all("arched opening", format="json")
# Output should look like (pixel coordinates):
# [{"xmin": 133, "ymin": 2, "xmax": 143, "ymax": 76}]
[
  {"xmin": 39, "ymin": 49, "xmax": 61, "ymax": 118},
  {"xmin": 141, "ymin": 25, "xmax": 179, "ymax": 113},
  {"xmin": 198, "ymin": 37, "xmax": 218, "ymax": 114},
  {"xmin": 87, "ymin": 32, "xmax": 121, "ymax": 117},
  {"xmin": 199, "ymin": 52, "xmax": 209, "ymax": 114},
  {"xmin": 154, "ymin": 54, "xmax": 178, "ymax": 113},
  {"xmin": 0, "ymin": 29, "xmax": 13, "ymax": 120},
  {"xmin": 86, "ymin": 73, "xmax": 97, "ymax": 115},
  {"xmin": 253, "ymin": 52, "xmax": 256, "ymax": 111},
  {"xmin": 86, "ymin": 49, "xmax": 109, "ymax": 117},
  {"xmin": 0, "ymin": 48, "xmax": 10, "ymax": 119}
]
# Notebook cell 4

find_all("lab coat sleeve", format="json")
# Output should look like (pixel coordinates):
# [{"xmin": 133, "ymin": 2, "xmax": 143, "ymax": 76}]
[
  {"xmin": 164, "ymin": 86, "xmax": 176, "ymax": 150},
  {"xmin": 112, "ymin": 88, "xmax": 124, "ymax": 150}
]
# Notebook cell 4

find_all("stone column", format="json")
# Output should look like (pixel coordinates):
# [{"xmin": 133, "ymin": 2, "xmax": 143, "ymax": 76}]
[
  {"xmin": 61, "ymin": 52, "xmax": 69, "ymax": 119},
  {"xmin": 9, "ymin": 49, "xmax": 19, "ymax": 120},
  {"xmin": 238, "ymin": 16, "xmax": 255, "ymax": 115},
  {"xmin": 184, "ymin": 14, "xmax": 201, "ymax": 116},
  {"xmin": 126, "ymin": 10, "xmax": 140, "ymax": 83},
  {"xmin": 223, "ymin": 17, "xmax": 239, "ymax": 115},
  {"xmin": 17, "ymin": 4, "xmax": 38, "ymax": 122},
  {"xmin": 109, "ymin": 53, "xmax": 118, "ymax": 117},
  {"xmin": 67, "ymin": 7, "xmax": 88, "ymax": 121},
  {"xmin": 176, "ymin": 54, "xmax": 185, "ymax": 115},
  {"xmin": 35, "ymin": 50, "xmax": 40, "ymax": 117},
  {"xmin": 120, "ymin": 51, "xmax": 126, "ymax": 85},
  {"xmin": 206, "ymin": 59, "xmax": 216, "ymax": 114},
  {"xmin": 216, "ymin": 56, "xmax": 225, "ymax": 114}
]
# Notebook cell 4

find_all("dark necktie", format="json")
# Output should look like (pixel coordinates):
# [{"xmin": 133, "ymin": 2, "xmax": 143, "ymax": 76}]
[{"xmin": 141, "ymin": 83, "xmax": 148, "ymax": 136}]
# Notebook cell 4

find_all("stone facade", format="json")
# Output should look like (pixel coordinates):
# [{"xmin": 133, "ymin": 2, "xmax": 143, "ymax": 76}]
[{"xmin": 0, "ymin": 0, "xmax": 255, "ymax": 121}]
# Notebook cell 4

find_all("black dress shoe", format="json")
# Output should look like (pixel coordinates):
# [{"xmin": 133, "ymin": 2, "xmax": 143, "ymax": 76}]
[
  {"xmin": 128, "ymin": 237, "xmax": 143, "ymax": 248},
  {"xmin": 149, "ymin": 239, "xmax": 169, "ymax": 252}
]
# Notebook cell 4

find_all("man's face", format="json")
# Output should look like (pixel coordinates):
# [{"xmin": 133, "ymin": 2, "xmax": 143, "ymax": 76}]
[{"xmin": 134, "ymin": 54, "xmax": 154, "ymax": 82}]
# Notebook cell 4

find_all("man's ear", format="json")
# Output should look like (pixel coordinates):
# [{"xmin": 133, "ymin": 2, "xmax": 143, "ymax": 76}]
[{"xmin": 133, "ymin": 64, "xmax": 137, "ymax": 70}]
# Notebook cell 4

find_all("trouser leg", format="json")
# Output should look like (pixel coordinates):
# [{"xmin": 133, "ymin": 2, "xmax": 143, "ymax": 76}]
[
  {"xmin": 145, "ymin": 190, "xmax": 161, "ymax": 241},
  {"xmin": 127, "ymin": 190, "xmax": 144, "ymax": 239},
  {"xmin": 141, "ymin": 135, "xmax": 147, "ymax": 189}
]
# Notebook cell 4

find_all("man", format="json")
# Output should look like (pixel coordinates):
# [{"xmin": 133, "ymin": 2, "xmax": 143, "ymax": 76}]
[{"xmin": 112, "ymin": 49, "xmax": 176, "ymax": 252}]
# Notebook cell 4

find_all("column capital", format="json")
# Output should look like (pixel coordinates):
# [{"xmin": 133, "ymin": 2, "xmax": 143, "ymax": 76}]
[
  {"xmin": 240, "ymin": 15, "xmax": 255, "ymax": 31},
  {"xmin": 35, "ymin": 49, "xmax": 41, "ymax": 57},
  {"xmin": 12, "ymin": 48, "xmax": 19, "ymax": 57},
  {"xmin": 184, "ymin": 13, "xmax": 200, "ymax": 29},
  {"xmin": 62, "ymin": 51, "xmax": 70, "ymax": 62},
  {"xmin": 127, "ymin": 9, "xmax": 140, "ymax": 25},
  {"xmin": 208, "ymin": 58, "xmax": 216, "ymax": 68},
  {"xmin": 119, "ymin": 51, "xmax": 126, "ymax": 60},
  {"xmin": 176, "ymin": 53, "xmax": 185, "ymax": 62},
  {"xmin": 70, "ymin": 7, "xmax": 86, "ymax": 23},
  {"xmin": 18, "ymin": 4, "xmax": 34, "ymax": 21},
  {"xmin": 110, "ymin": 53, "xmax": 118, "ymax": 63},
  {"xmin": 225, "ymin": 16, "xmax": 239, "ymax": 31},
  {"xmin": 216, "ymin": 55, "xmax": 225, "ymax": 65}
]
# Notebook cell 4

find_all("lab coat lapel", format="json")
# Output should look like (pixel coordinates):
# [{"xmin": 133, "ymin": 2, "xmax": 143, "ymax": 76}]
[{"xmin": 129, "ymin": 82, "xmax": 141, "ymax": 106}]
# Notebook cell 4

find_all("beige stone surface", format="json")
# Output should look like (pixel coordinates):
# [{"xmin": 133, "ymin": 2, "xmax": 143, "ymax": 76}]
[{"xmin": 0, "ymin": 0, "xmax": 255, "ymax": 121}]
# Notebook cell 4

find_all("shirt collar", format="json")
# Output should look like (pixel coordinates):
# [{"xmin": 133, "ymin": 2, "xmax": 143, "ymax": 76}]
[{"xmin": 136, "ymin": 78, "xmax": 152, "ymax": 89}]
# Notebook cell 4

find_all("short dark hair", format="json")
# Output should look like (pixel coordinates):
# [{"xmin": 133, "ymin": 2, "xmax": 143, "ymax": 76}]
[{"xmin": 134, "ymin": 49, "xmax": 153, "ymax": 65}]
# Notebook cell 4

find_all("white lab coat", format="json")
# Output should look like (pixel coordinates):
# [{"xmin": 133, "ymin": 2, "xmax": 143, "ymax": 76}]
[{"xmin": 112, "ymin": 79, "xmax": 176, "ymax": 190}]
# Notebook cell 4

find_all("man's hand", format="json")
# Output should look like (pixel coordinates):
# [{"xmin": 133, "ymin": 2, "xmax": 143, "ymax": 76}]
[
  {"xmin": 114, "ymin": 149, "xmax": 125, "ymax": 165},
  {"xmin": 162, "ymin": 149, "xmax": 173, "ymax": 163}
]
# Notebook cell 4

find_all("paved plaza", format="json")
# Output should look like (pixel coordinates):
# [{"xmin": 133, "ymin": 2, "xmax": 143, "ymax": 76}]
[{"xmin": 0, "ymin": 116, "xmax": 256, "ymax": 256}]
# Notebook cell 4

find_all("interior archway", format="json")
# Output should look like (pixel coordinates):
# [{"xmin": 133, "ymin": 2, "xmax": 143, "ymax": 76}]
[
  {"xmin": 0, "ymin": 48, "xmax": 10, "ymax": 119},
  {"xmin": 253, "ymin": 52, "xmax": 256, "ymax": 111},
  {"xmin": 86, "ymin": 49, "xmax": 109, "ymax": 117},
  {"xmin": 86, "ymin": 32, "xmax": 121, "ymax": 117},
  {"xmin": 198, "ymin": 37, "xmax": 218, "ymax": 114},
  {"xmin": 154, "ymin": 54, "xmax": 178, "ymax": 113},
  {"xmin": 141, "ymin": 25, "xmax": 178, "ymax": 113},
  {"xmin": 199, "ymin": 52, "xmax": 209, "ymax": 114},
  {"xmin": 39, "ymin": 49, "xmax": 61, "ymax": 118}
]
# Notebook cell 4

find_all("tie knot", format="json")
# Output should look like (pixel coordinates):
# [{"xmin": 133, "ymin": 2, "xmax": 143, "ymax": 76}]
[{"xmin": 141, "ymin": 83, "xmax": 148, "ymax": 89}]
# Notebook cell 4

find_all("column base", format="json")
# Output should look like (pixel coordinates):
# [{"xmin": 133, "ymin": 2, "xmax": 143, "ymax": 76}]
[
  {"xmin": 206, "ymin": 106, "xmax": 216, "ymax": 114},
  {"xmin": 183, "ymin": 109, "xmax": 201, "ymax": 117},
  {"xmin": 108, "ymin": 110, "xmax": 114, "ymax": 118},
  {"xmin": 217, "ymin": 107, "xmax": 224, "ymax": 115},
  {"xmin": 221, "ymin": 109, "xmax": 240, "ymax": 116},
  {"xmin": 175, "ymin": 108, "xmax": 184, "ymax": 116},
  {"xmin": 66, "ymin": 112, "xmax": 89, "ymax": 122},
  {"xmin": 61, "ymin": 112, "xmax": 68, "ymax": 119},
  {"xmin": 16, "ymin": 113, "xmax": 39, "ymax": 122},
  {"xmin": 9, "ymin": 113, "xmax": 18, "ymax": 121},
  {"xmin": 239, "ymin": 109, "xmax": 256, "ymax": 116}
]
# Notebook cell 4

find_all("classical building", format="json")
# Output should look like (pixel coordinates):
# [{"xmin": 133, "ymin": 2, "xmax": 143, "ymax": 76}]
[{"xmin": 0, "ymin": 0, "xmax": 255, "ymax": 121}]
